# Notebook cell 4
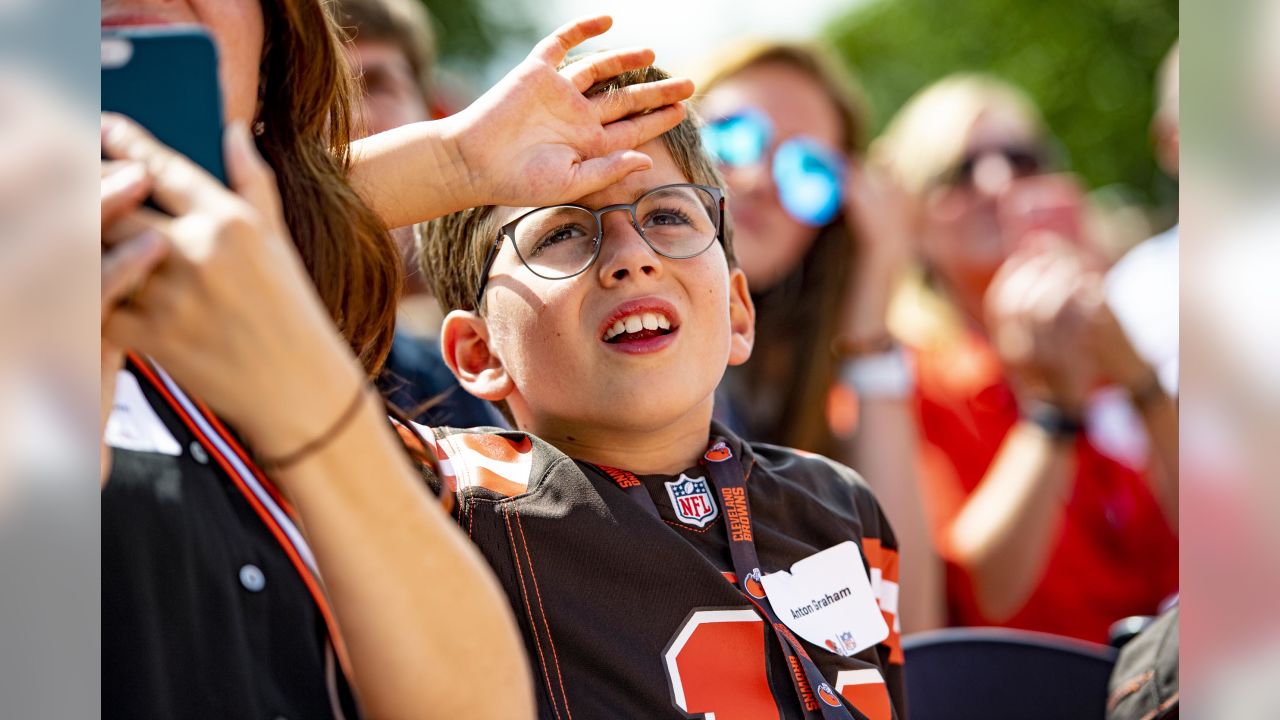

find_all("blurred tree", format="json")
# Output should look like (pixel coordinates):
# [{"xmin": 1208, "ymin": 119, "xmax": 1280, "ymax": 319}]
[
  {"xmin": 825, "ymin": 0, "xmax": 1178, "ymax": 208},
  {"xmin": 416, "ymin": 0, "xmax": 536, "ymax": 69}
]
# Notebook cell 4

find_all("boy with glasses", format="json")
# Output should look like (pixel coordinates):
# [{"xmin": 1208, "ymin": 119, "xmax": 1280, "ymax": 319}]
[{"xmin": 416, "ymin": 65, "xmax": 905, "ymax": 720}]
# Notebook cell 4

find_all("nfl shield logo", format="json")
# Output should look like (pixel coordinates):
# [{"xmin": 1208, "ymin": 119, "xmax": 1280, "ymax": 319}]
[{"xmin": 665, "ymin": 474, "xmax": 719, "ymax": 528}]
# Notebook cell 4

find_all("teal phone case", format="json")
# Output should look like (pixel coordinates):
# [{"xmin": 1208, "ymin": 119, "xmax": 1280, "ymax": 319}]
[{"xmin": 102, "ymin": 27, "xmax": 226, "ymax": 185}]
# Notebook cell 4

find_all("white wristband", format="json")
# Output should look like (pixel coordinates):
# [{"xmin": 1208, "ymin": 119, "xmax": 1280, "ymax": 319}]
[{"xmin": 839, "ymin": 346, "xmax": 915, "ymax": 399}]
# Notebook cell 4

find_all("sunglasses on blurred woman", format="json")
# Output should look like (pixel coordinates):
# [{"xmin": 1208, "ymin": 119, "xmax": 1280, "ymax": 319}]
[
  {"xmin": 942, "ymin": 145, "xmax": 1048, "ymax": 190},
  {"xmin": 701, "ymin": 108, "xmax": 846, "ymax": 227}
]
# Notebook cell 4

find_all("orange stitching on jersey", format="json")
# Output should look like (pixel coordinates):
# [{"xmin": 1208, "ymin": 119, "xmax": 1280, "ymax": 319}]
[
  {"xmin": 513, "ymin": 507, "xmax": 575, "ymax": 720},
  {"xmin": 503, "ymin": 508, "xmax": 564, "ymax": 720}
]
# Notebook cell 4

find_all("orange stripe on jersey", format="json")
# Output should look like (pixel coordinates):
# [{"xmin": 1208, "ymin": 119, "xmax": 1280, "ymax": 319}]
[
  {"xmin": 861, "ymin": 537, "xmax": 903, "ymax": 665},
  {"xmin": 194, "ymin": 397, "xmax": 296, "ymax": 517}
]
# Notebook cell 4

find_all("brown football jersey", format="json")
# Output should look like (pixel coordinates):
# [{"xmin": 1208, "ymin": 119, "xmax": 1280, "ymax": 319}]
[{"xmin": 409, "ymin": 421, "xmax": 905, "ymax": 720}]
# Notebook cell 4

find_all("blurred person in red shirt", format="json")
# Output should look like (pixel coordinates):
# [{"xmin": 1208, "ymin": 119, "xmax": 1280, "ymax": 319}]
[{"xmin": 871, "ymin": 74, "xmax": 1178, "ymax": 644}]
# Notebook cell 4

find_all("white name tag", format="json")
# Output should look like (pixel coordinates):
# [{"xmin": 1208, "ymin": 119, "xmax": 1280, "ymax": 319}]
[
  {"xmin": 105, "ymin": 370, "xmax": 182, "ymax": 456},
  {"xmin": 760, "ymin": 541, "xmax": 889, "ymax": 657}
]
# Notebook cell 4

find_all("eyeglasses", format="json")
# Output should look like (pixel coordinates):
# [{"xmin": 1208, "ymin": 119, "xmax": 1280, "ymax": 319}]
[
  {"xmin": 940, "ymin": 145, "xmax": 1047, "ymax": 188},
  {"xmin": 700, "ymin": 108, "xmax": 846, "ymax": 227},
  {"xmin": 473, "ymin": 183, "xmax": 725, "ymax": 309}
]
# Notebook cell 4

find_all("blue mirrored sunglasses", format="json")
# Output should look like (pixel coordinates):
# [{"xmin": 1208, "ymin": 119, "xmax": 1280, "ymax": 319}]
[{"xmin": 701, "ymin": 109, "xmax": 846, "ymax": 226}]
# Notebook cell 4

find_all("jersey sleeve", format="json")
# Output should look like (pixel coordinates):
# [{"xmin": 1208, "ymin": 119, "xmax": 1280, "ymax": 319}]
[{"xmin": 857, "ymin": 493, "xmax": 906, "ymax": 717}]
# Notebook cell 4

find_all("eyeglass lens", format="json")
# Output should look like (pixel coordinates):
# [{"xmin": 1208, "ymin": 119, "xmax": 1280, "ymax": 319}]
[{"xmin": 509, "ymin": 185, "xmax": 719, "ymax": 279}]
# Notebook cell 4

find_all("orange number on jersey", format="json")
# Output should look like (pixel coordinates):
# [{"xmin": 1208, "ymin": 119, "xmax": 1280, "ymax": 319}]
[{"xmin": 663, "ymin": 609, "xmax": 781, "ymax": 720}]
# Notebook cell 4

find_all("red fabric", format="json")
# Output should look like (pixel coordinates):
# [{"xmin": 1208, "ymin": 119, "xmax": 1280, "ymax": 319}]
[{"xmin": 910, "ymin": 329, "xmax": 1178, "ymax": 644}]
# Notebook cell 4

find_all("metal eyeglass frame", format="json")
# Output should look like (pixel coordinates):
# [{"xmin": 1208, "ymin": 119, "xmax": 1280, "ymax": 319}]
[{"xmin": 472, "ymin": 183, "xmax": 725, "ymax": 309}]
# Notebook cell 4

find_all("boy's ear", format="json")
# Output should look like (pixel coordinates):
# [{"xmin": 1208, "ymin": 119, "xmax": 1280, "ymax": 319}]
[
  {"xmin": 440, "ymin": 309, "xmax": 515, "ymax": 402},
  {"xmin": 727, "ymin": 267, "xmax": 755, "ymax": 366}
]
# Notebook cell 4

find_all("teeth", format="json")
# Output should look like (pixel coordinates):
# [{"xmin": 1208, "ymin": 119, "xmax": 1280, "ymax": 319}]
[{"xmin": 603, "ymin": 311, "xmax": 676, "ymax": 341}]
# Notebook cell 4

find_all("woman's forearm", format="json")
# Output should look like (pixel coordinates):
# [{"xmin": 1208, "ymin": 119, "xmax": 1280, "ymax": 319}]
[
  {"xmin": 247, "ymin": 337, "xmax": 532, "ymax": 719},
  {"xmin": 1136, "ymin": 390, "xmax": 1179, "ymax": 530},
  {"xmin": 947, "ymin": 422, "xmax": 1075, "ymax": 622},
  {"xmin": 275, "ymin": 390, "xmax": 534, "ymax": 720},
  {"xmin": 348, "ymin": 119, "xmax": 474, "ymax": 229},
  {"xmin": 844, "ymin": 396, "xmax": 945, "ymax": 633}
]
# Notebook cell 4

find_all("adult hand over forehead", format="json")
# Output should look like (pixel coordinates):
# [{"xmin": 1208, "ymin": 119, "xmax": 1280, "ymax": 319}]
[{"xmin": 351, "ymin": 15, "xmax": 694, "ymax": 227}]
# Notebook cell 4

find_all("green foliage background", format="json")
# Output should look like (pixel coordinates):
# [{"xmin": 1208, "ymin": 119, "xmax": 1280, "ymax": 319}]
[
  {"xmin": 417, "ymin": 0, "xmax": 535, "ymax": 71},
  {"xmin": 824, "ymin": 0, "xmax": 1179, "ymax": 208}
]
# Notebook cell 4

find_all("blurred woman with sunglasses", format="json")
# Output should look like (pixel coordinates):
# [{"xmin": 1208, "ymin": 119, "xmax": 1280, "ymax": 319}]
[
  {"xmin": 697, "ymin": 42, "xmax": 944, "ymax": 633},
  {"xmin": 871, "ymin": 74, "xmax": 1178, "ymax": 643}
]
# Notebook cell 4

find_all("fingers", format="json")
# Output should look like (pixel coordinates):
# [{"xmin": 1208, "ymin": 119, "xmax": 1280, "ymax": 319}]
[
  {"xmin": 102, "ymin": 231, "xmax": 168, "ymax": 312},
  {"xmin": 103, "ymin": 206, "xmax": 171, "ymax": 247},
  {"xmin": 601, "ymin": 103, "xmax": 686, "ymax": 153},
  {"xmin": 986, "ymin": 252, "xmax": 1049, "ymax": 362},
  {"xmin": 532, "ymin": 15, "xmax": 613, "ymax": 66},
  {"xmin": 102, "ymin": 304, "xmax": 151, "ymax": 357},
  {"xmin": 570, "ymin": 149, "xmax": 653, "ymax": 197},
  {"xmin": 101, "ymin": 161, "xmax": 151, "ymax": 232},
  {"xmin": 223, "ymin": 121, "xmax": 283, "ymax": 224},
  {"xmin": 592, "ymin": 77, "xmax": 694, "ymax": 124},
  {"xmin": 563, "ymin": 46, "xmax": 656, "ymax": 93},
  {"xmin": 101, "ymin": 112, "xmax": 223, "ymax": 217}
]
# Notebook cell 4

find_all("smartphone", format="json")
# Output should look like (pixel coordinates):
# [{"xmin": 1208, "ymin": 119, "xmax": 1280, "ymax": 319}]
[{"xmin": 101, "ymin": 26, "xmax": 226, "ymax": 185}]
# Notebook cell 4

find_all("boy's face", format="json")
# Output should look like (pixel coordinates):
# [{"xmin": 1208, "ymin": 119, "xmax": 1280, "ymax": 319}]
[{"xmin": 443, "ymin": 141, "xmax": 755, "ymax": 434}]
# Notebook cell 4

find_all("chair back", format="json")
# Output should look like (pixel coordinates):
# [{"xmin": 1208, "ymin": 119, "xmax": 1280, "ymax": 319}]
[{"xmin": 902, "ymin": 627, "xmax": 1118, "ymax": 720}]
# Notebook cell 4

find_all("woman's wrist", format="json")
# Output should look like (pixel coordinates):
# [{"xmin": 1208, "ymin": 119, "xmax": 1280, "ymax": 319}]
[
  {"xmin": 349, "ymin": 118, "xmax": 477, "ymax": 226},
  {"xmin": 1019, "ymin": 400, "xmax": 1085, "ymax": 443},
  {"xmin": 837, "ymin": 342, "xmax": 915, "ymax": 400},
  {"xmin": 431, "ymin": 111, "xmax": 484, "ymax": 212},
  {"xmin": 256, "ymin": 381, "xmax": 372, "ymax": 474},
  {"xmin": 1124, "ymin": 365, "xmax": 1166, "ymax": 413},
  {"xmin": 231, "ymin": 325, "xmax": 371, "ymax": 461}
]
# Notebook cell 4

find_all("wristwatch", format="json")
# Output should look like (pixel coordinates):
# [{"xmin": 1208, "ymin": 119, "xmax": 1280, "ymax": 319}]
[
  {"xmin": 839, "ymin": 344, "xmax": 915, "ymax": 399},
  {"xmin": 1022, "ymin": 401, "xmax": 1085, "ymax": 441}
]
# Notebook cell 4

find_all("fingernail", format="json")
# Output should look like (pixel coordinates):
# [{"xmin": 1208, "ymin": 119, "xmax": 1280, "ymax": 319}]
[
  {"xmin": 131, "ymin": 230, "xmax": 167, "ymax": 258},
  {"xmin": 101, "ymin": 114, "xmax": 127, "ymax": 145},
  {"xmin": 115, "ymin": 161, "xmax": 147, "ymax": 189}
]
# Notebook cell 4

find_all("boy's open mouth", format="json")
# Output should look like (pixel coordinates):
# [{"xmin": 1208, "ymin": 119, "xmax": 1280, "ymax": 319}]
[{"xmin": 602, "ymin": 310, "xmax": 677, "ymax": 344}]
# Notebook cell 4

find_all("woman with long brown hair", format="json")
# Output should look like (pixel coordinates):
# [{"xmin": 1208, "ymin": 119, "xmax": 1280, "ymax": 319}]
[
  {"xmin": 100, "ymin": 1, "xmax": 692, "ymax": 716},
  {"xmin": 696, "ymin": 41, "xmax": 943, "ymax": 632}
]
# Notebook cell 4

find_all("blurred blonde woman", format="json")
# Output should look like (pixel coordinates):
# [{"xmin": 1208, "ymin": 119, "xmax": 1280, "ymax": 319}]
[{"xmin": 873, "ymin": 74, "xmax": 1178, "ymax": 643}]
